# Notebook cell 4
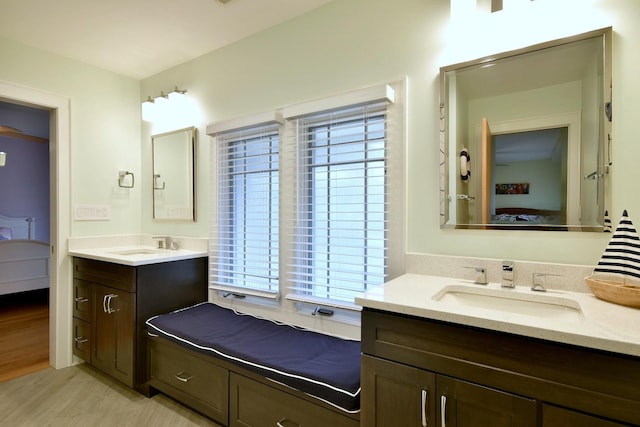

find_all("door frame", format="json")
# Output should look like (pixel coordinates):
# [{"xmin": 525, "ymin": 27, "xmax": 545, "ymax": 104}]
[
  {"xmin": 484, "ymin": 112, "xmax": 581, "ymax": 225},
  {"xmin": 0, "ymin": 80, "xmax": 72, "ymax": 369}
]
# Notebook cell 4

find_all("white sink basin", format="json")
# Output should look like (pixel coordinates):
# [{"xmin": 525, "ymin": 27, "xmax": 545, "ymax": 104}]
[
  {"xmin": 432, "ymin": 285, "xmax": 584, "ymax": 323},
  {"xmin": 109, "ymin": 248, "xmax": 167, "ymax": 256}
]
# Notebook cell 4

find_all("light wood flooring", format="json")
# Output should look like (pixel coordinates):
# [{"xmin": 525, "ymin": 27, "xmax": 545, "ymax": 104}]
[{"xmin": 0, "ymin": 289, "xmax": 50, "ymax": 383}]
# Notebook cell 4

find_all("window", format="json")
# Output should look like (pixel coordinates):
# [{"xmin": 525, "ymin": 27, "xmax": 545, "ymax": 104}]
[
  {"xmin": 207, "ymin": 82, "xmax": 405, "ymax": 314},
  {"xmin": 210, "ymin": 120, "xmax": 281, "ymax": 298},
  {"xmin": 287, "ymin": 104, "xmax": 388, "ymax": 307}
]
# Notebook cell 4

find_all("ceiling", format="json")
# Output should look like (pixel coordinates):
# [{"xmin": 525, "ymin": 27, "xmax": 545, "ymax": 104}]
[{"xmin": 0, "ymin": 0, "xmax": 333, "ymax": 80}]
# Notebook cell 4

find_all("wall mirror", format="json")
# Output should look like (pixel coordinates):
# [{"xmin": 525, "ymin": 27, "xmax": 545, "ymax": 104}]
[
  {"xmin": 152, "ymin": 126, "xmax": 196, "ymax": 221},
  {"xmin": 440, "ymin": 28, "xmax": 612, "ymax": 231}
]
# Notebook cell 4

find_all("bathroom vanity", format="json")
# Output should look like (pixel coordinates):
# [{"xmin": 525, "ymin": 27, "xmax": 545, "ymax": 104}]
[
  {"xmin": 71, "ymin": 253, "xmax": 207, "ymax": 393},
  {"xmin": 356, "ymin": 274, "xmax": 640, "ymax": 426}
]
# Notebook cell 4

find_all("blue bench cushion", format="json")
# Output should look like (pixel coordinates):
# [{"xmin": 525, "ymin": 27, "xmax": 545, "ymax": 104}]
[{"xmin": 146, "ymin": 302, "xmax": 361, "ymax": 413}]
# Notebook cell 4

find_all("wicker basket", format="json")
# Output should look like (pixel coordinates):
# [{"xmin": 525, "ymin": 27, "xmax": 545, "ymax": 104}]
[{"xmin": 585, "ymin": 276, "xmax": 640, "ymax": 308}]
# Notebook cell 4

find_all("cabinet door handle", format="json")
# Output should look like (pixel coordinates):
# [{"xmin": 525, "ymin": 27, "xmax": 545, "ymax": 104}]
[
  {"xmin": 174, "ymin": 371, "xmax": 193, "ymax": 382},
  {"xmin": 421, "ymin": 389, "xmax": 429, "ymax": 427},
  {"xmin": 75, "ymin": 297, "xmax": 89, "ymax": 303},
  {"xmin": 276, "ymin": 418, "xmax": 300, "ymax": 427},
  {"xmin": 441, "ymin": 395, "xmax": 447, "ymax": 427},
  {"xmin": 103, "ymin": 294, "xmax": 118, "ymax": 314},
  {"xmin": 74, "ymin": 337, "xmax": 88, "ymax": 344}
]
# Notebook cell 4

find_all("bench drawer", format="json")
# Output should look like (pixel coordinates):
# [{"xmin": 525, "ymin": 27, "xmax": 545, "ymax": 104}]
[
  {"xmin": 229, "ymin": 372, "xmax": 358, "ymax": 427},
  {"xmin": 149, "ymin": 338, "xmax": 228, "ymax": 424}
]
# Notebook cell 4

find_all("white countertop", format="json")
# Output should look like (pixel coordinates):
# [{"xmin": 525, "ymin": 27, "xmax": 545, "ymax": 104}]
[
  {"xmin": 69, "ymin": 246, "xmax": 207, "ymax": 266},
  {"xmin": 355, "ymin": 273, "xmax": 640, "ymax": 358}
]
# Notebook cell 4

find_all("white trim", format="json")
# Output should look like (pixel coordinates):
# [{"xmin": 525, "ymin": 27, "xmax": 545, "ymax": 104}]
[
  {"xmin": 209, "ymin": 285, "xmax": 279, "ymax": 300},
  {"xmin": 282, "ymin": 84, "xmax": 395, "ymax": 119},
  {"xmin": 206, "ymin": 110, "xmax": 283, "ymax": 136},
  {"xmin": 285, "ymin": 293, "xmax": 363, "ymax": 312}
]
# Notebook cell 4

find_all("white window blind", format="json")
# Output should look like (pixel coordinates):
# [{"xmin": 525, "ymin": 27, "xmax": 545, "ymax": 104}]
[
  {"xmin": 211, "ymin": 122, "xmax": 280, "ymax": 297},
  {"xmin": 286, "ymin": 100, "xmax": 393, "ymax": 308}
]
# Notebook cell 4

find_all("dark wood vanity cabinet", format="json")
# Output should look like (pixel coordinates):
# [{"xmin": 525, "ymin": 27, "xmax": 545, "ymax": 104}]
[
  {"xmin": 72, "ymin": 256, "xmax": 207, "ymax": 392},
  {"xmin": 361, "ymin": 308, "xmax": 640, "ymax": 427},
  {"xmin": 361, "ymin": 356, "xmax": 536, "ymax": 427}
]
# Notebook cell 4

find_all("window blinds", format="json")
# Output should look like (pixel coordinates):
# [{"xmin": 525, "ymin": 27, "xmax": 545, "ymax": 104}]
[
  {"xmin": 286, "ymin": 101, "xmax": 391, "ymax": 308},
  {"xmin": 211, "ymin": 123, "xmax": 280, "ymax": 298}
]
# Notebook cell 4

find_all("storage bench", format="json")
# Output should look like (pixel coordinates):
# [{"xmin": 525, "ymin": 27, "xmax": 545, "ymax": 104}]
[{"xmin": 146, "ymin": 303, "xmax": 361, "ymax": 426}]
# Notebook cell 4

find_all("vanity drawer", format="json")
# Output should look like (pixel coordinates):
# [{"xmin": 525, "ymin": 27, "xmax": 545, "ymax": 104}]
[
  {"xmin": 72, "ymin": 317, "xmax": 91, "ymax": 362},
  {"xmin": 149, "ymin": 338, "xmax": 228, "ymax": 424},
  {"xmin": 73, "ymin": 257, "xmax": 136, "ymax": 292},
  {"xmin": 72, "ymin": 279, "xmax": 93, "ymax": 321},
  {"xmin": 229, "ymin": 372, "xmax": 358, "ymax": 427}
]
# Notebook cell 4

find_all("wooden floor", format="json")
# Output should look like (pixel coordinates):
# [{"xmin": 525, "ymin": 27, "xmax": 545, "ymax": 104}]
[{"xmin": 0, "ymin": 289, "xmax": 50, "ymax": 383}]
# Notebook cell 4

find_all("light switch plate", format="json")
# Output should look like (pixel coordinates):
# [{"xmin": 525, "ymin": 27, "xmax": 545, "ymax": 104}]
[{"xmin": 74, "ymin": 204, "xmax": 111, "ymax": 221}]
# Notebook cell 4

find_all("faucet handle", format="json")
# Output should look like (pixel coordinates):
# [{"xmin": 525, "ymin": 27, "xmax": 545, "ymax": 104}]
[
  {"xmin": 463, "ymin": 266, "xmax": 488, "ymax": 285},
  {"xmin": 152, "ymin": 236, "xmax": 168, "ymax": 249},
  {"xmin": 531, "ymin": 273, "xmax": 563, "ymax": 292},
  {"xmin": 501, "ymin": 260, "xmax": 514, "ymax": 288}
]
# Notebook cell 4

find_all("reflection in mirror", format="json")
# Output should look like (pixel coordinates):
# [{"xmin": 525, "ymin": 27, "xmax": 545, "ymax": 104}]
[
  {"xmin": 152, "ymin": 127, "xmax": 196, "ymax": 221},
  {"xmin": 440, "ymin": 28, "xmax": 612, "ymax": 231}
]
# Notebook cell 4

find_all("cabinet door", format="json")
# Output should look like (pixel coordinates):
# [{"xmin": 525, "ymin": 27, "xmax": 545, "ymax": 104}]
[
  {"xmin": 438, "ymin": 376, "xmax": 537, "ymax": 427},
  {"xmin": 93, "ymin": 284, "xmax": 135, "ymax": 386},
  {"xmin": 362, "ymin": 355, "xmax": 436, "ymax": 427},
  {"xmin": 542, "ymin": 404, "xmax": 629, "ymax": 427}
]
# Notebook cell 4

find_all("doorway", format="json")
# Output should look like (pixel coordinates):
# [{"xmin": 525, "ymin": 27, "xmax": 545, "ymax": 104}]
[
  {"xmin": 0, "ymin": 80, "xmax": 73, "ymax": 372},
  {"xmin": 0, "ymin": 101, "xmax": 51, "ymax": 379},
  {"xmin": 477, "ymin": 112, "xmax": 581, "ymax": 225}
]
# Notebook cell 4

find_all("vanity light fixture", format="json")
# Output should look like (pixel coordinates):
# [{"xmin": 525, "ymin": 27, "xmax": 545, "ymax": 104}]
[
  {"xmin": 0, "ymin": 151, "xmax": 6, "ymax": 167},
  {"xmin": 141, "ymin": 87, "xmax": 187, "ymax": 122},
  {"xmin": 142, "ymin": 87, "xmax": 187, "ymax": 105}
]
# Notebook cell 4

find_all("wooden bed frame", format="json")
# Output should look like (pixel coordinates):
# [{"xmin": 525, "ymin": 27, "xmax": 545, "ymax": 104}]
[{"xmin": 0, "ymin": 213, "xmax": 50, "ymax": 296}]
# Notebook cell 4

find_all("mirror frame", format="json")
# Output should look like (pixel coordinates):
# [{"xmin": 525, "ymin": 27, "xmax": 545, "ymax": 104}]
[
  {"xmin": 152, "ymin": 126, "xmax": 197, "ymax": 222},
  {"xmin": 439, "ymin": 27, "xmax": 612, "ymax": 231}
]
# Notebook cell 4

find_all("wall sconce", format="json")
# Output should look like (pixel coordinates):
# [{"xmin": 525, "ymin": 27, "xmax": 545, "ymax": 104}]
[{"xmin": 0, "ymin": 152, "xmax": 6, "ymax": 167}]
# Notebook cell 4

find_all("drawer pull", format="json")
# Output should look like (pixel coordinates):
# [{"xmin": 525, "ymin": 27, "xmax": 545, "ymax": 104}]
[
  {"xmin": 74, "ymin": 337, "xmax": 88, "ymax": 344},
  {"xmin": 174, "ymin": 371, "xmax": 193, "ymax": 382},
  {"xmin": 75, "ymin": 297, "xmax": 89, "ymax": 303},
  {"xmin": 441, "ymin": 395, "xmax": 447, "ymax": 427},
  {"xmin": 276, "ymin": 418, "xmax": 300, "ymax": 427},
  {"xmin": 421, "ymin": 389, "xmax": 429, "ymax": 427},
  {"xmin": 103, "ymin": 294, "xmax": 118, "ymax": 314}
]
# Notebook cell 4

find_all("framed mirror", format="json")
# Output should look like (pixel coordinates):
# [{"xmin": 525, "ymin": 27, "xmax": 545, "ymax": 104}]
[
  {"xmin": 152, "ymin": 126, "xmax": 196, "ymax": 221},
  {"xmin": 440, "ymin": 28, "xmax": 612, "ymax": 231}
]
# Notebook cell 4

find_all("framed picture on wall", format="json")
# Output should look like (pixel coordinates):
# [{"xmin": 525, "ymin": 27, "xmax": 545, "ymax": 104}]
[{"xmin": 495, "ymin": 183, "xmax": 529, "ymax": 195}]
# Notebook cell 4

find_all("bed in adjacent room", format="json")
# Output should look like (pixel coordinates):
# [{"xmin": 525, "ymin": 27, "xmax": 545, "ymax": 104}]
[
  {"xmin": 0, "ymin": 213, "xmax": 50, "ymax": 296},
  {"xmin": 491, "ymin": 207, "xmax": 563, "ymax": 225}
]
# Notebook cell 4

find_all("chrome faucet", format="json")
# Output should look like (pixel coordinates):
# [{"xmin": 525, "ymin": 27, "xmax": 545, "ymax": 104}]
[
  {"xmin": 501, "ymin": 261, "xmax": 514, "ymax": 288},
  {"xmin": 152, "ymin": 236, "xmax": 177, "ymax": 250},
  {"xmin": 152, "ymin": 236, "xmax": 169, "ymax": 249},
  {"xmin": 463, "ymin": 266, "xmax": 488, "ymax": 285}
]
